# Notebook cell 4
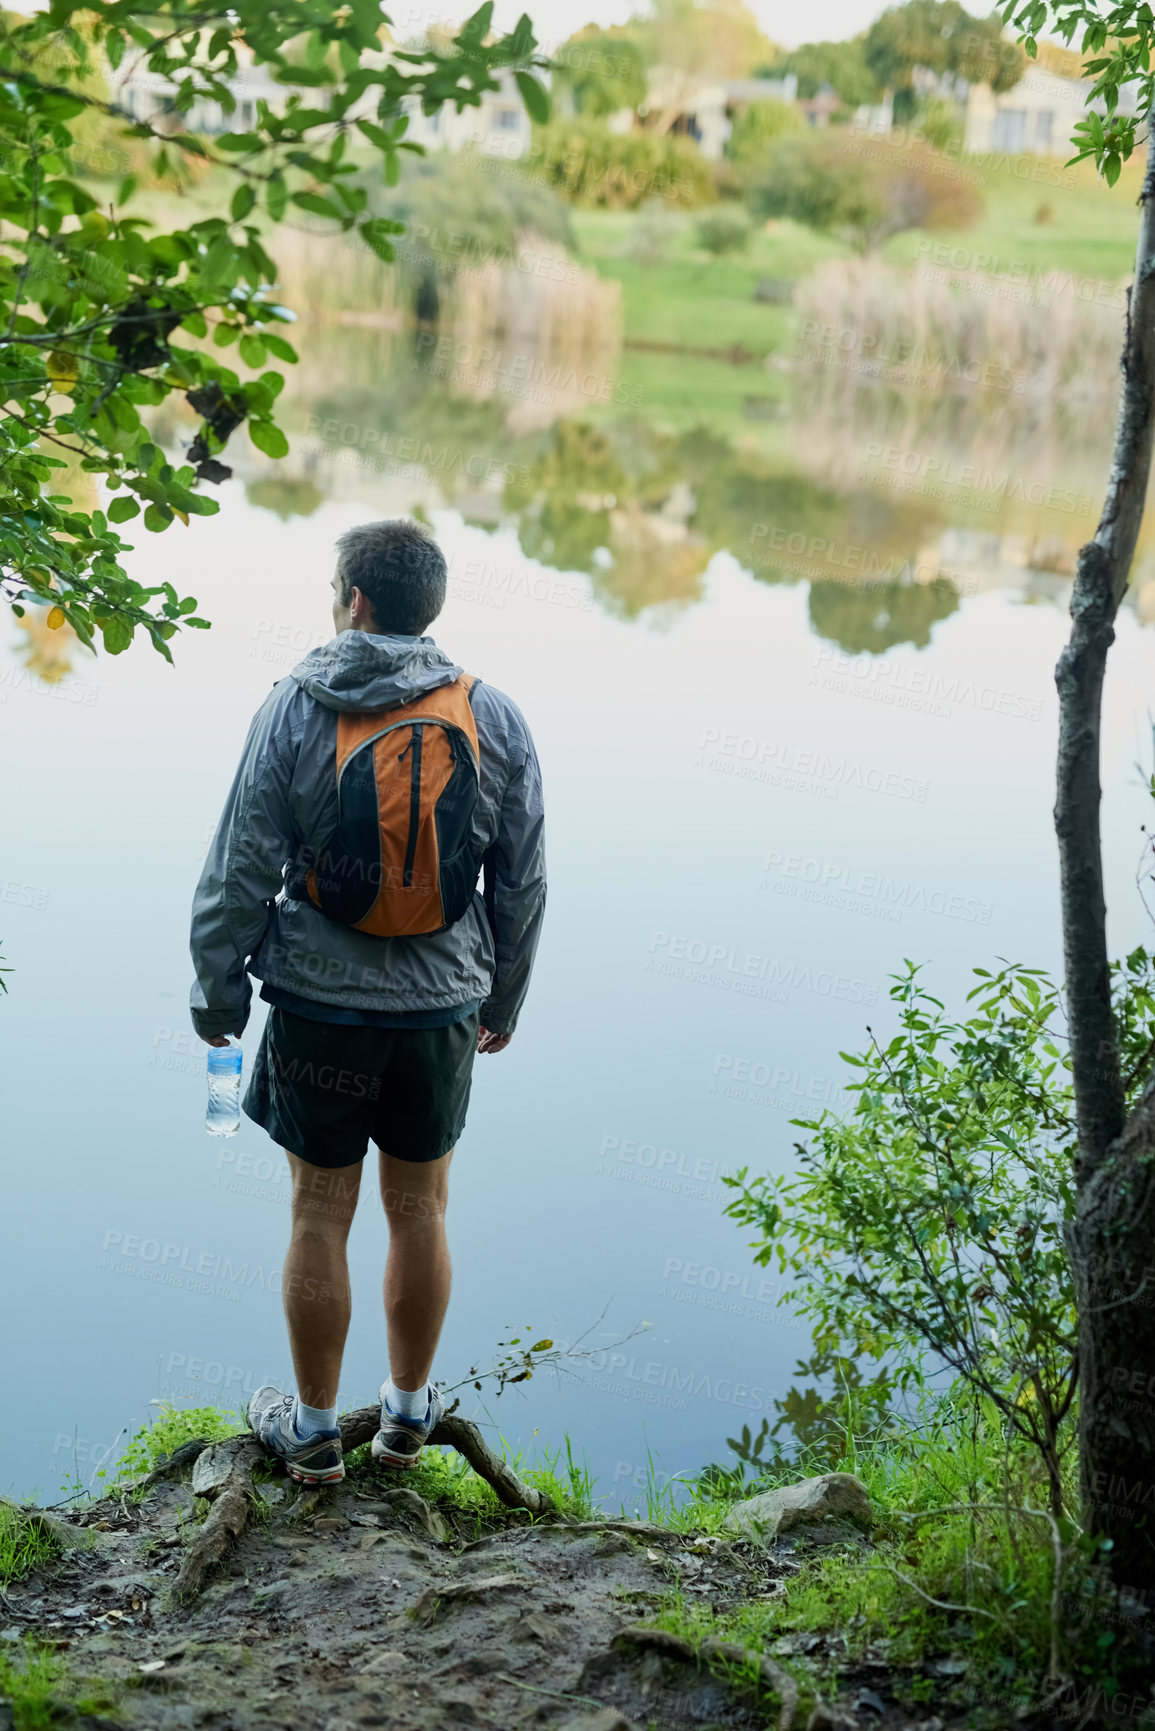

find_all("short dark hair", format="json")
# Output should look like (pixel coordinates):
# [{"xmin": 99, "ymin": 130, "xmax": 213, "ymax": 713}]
[{"xmin": 334, "ymin": 519, "xmax": 447, "ymax": 636}]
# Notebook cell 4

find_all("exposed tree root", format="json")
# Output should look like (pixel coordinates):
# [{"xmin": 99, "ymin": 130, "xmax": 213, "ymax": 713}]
[
  {"xmin": 166, "ymin": 1407, "xmax": 555, "ymax": 1602},
  {"xmin": 614, "ymin": 1625, "xmax": 799, "ymax": 1731},
  {"xmin": 338, "ymin": 1405, "xmax": 556, "ymax": 1515},
  {"xmin": 172, "ymin": 1438, "xmax": 261, "ymax": 1602}
]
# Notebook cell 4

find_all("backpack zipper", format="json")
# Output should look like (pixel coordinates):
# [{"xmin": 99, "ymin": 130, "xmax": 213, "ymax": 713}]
[{"xmin": 399, "ymin": 726, "xmax": 423, "ymax": 889}]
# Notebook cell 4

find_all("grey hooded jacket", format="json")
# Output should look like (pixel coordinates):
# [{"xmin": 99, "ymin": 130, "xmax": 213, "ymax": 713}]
[{"xmin": 189, "ymin": 632, "xmax": 546, "ymax": 1041}]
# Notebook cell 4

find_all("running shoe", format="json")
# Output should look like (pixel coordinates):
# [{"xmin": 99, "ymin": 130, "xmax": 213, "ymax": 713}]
[
  {"xmin": 370, "ymin": 1383, "xmax": 445, "ymax": 1469},
  {"xmin": 246, "ymin": 1385, "xmax": 344, "ymax": 1485}
]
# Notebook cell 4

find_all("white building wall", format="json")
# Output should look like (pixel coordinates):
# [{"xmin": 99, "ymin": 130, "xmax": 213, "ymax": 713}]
[
  {"xmin": 402, "ymin": 74, "xmax": 532, "ymax": 160},
  {"xmin": 965, "ymin": 65, "xmax": 1111, "ymax": 156}
]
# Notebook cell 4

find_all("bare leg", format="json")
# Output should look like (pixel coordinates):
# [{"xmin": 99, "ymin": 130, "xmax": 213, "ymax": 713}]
[
  {"xmin": 282, "ymin": 1154, "xmax": 362, "ymax": 1408},
  {"xmin": 378, "ymin": 1148, "xmax": 453, "ymax": 1389}
]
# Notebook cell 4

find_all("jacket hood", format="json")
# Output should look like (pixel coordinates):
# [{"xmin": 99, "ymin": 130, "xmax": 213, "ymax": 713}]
[{"xmin": 289, "ymin": 632, "xmax": 462, "ymax": 714}]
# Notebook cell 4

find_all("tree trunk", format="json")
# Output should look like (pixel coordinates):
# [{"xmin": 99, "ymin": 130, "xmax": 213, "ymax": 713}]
[{"xmin": 1058, "ymin": 125, "xmax": 1155, "ymax": 1606}]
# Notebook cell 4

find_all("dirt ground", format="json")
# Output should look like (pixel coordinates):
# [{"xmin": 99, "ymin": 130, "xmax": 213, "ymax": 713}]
[{"xmin": 0, "ymin": 1459, "xmax": 1011, "ymax": 1731}]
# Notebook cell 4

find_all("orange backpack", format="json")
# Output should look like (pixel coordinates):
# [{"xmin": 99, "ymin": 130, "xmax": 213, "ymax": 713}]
[{"xmin": 290, "ymin": 674, "xmax": 482, "ymax": 938}]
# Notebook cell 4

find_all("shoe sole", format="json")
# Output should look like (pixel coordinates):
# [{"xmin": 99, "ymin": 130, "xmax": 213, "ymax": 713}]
[
  {"xmin": 287, "ymin": 1460, "xmax": 345, "ymax": 1485},
  {"xmin": 371, "ymin": 1433, "xmax": 424, "ymax": 1470}
]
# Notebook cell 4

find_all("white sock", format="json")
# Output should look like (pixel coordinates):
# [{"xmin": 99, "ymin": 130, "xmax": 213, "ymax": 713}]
[
  {"xmin": 381, "ymin": 1377, "xmax": 429, "ymax": 1421},
  {"xmin": 292, "ymin": 1397, "xmax": 338, "ymax": 1440}
]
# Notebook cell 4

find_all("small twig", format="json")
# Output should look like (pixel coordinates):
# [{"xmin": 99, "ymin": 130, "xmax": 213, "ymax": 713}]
[
  {"xmin": 860, "ymin": 1563, "xmax": 1000, "ymax": 1621},
  {"xmin": 439, "ymin": 1305, "xmax": 648, "ymax": 1402},
  {"xmin": 1023, "ymin": 1502, "xmax": 1066, "ymax": 1687},
  {"xmin": 492, "ymin": 1674, "xmax": 608, "ymax": 1710}
]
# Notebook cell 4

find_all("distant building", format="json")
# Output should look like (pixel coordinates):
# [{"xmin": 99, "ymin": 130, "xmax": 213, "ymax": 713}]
[
  {"xmin": 401, "ymin": 74, "xmax": 532, "ymax": 160},
  {"xmin": 110, "ymin": 48, "xmax": 288, "ymax": 134},
  {"xmin": 965, "ymin": 64, "xmax": 1142, "ymax": 156},
  {"xmin": 649, "ymin": 74, "xmax": 799, "ymax": 160},
  {"xmin": 797, "ymin": 82, "xmax": 842, "ymax": 127},
  {"xmin": 108, "ymin": 47, "xmax": 531, "ymax": 160}
]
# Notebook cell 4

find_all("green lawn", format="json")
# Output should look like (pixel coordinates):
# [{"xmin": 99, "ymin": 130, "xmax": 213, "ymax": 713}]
[
  {"xmin": 572, "ymin": 150, "xmax": 1143, "ymax": 443},
  {"xmin": 575, "ymin": 153, "xmax": 1142, "ymax": 354},
  {"xmin": 572, "ymin": 208, "xmax": 841, "ymax": 354},
  {"xmin": 882, "ymin": 151, "xmax": 1145, "ymax": 283}
]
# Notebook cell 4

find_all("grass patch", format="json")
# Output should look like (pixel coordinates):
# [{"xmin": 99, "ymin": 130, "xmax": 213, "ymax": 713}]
[
  {"xmin": 633, "ymin": 1393, "xmax": 1129, "ymax": 1714},
  {"xmin": 0, "ymin": 1640, "xmax": 119, "ymax": 1731},
  {"xmin": 0, "ymin": 1508, "xmax": 60, "ymax": 1588},
  {"xmin": 344, "ymin": 1427, "xmax": 598, "ymax": 1536},
  {"xmin": 572, "ymin": 207, "xmax": 837, "ymax": 355},
  {"xmin": 106, "ymin": 1402, "xmax": 239, "ymax": 1493}
]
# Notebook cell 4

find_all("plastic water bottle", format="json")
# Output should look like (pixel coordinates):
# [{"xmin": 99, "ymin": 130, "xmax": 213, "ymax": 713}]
[{"xmin": 206, "ymin": 1042, "xmax": 242, "ymax": 1137}]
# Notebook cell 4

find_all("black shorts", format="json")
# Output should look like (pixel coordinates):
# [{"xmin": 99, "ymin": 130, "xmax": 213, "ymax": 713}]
[{"xmin": 242, "ymin": 1007, "xmax": 480, "ymax": 1169}]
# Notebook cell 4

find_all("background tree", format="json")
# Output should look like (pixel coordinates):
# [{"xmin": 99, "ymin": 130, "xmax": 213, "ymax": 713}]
[
  {"xmin": 724, "ymin": 96, "xmax": 802, "ymax": 172},
  {"xmin": 370, "ymin": 151, "xmax": 574, "ymax": 322},
  {"xmin": 0, "ymin": 0, "xmax": 547, "ymax": 659},
  {"xmin": 767, "ymin": 38, "xmax": 880, "ymax": 110},
  {"xmin": 865, "ymin": 0, "xmax": 1024, "ymax": 122},
  {"xmin": 624, "ymin": 0, "xmax": 777, "ymax": 135},
  {"xmin": 552, "ymin": 27, "xmax": 646, "ymax": 118},
  {"xmin": 743, "ymin": 128, "xmax": 983, "ymax": 253}
]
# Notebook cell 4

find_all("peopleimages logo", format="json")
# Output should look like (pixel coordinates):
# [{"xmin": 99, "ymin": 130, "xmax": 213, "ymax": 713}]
[
  {"xmin": 761, "ymin": 850, "xmax": 993, "ymax": 925},
  {"xmin": 99, "ymin": 1230, "xmax": 281, "ymax": 1299},
  {"xmin": 695, "ymin": 726, "xmax": 930, "ymax": 803},
  {"xmin": 647, "ymin": 932, "xmax": 879, "ymax": 1006}
]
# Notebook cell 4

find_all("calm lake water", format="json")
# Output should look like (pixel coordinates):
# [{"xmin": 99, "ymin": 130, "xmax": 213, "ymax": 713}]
[{"xmin": 5, "ymin": 324, "xmax": 1155, "ymax": 1508}]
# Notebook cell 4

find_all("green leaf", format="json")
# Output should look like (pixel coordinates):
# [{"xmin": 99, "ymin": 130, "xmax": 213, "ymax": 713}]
[
  {"xmin": 238, "ymin": 334, "xmax": 267, "ymax": 368},
  {"xmin": 249, "ymin": 420, "xmax": 289, "ymax": 458},
  {"xmin": 259, "ymin": 331, "xmax": 298, "ymax": 363},
  {"xmin": 514, "ymin": 71, "xmax": 550, "ymax": 125},
  {"xmin": 275, "ymin": 65, "xmax": 332, "ymax": 86},
  {"xmin": 266, "ymin": 173, "xmax": 288, "ymax": 221},
  {"xmin": 231, "ymin": 183, "xmax": 257, "ymax": 221},
  {"xmin": 107, "ymin": 496, "xmax": 140, "ymax": 523},
  {"xmin": 99, "ymin": 616, "xmax": 133, "ymax": 654},
  {"xmin": 355, "ymin": 118, "xmax": 394, "ymax": 151},
  {"xmin": 144, "ymin": 504, "xmax": 174, "ymax": 532},
  {"xmin": 360, "ymin": 217, "xmax": 403, "ymax": 261},
  {"xmin": 217, "ymin": 132, "xmax": 264, "ymax": 152},
  {"xmin": 292, "ymin": 191, "xmax": 345, "ymax": 220}
]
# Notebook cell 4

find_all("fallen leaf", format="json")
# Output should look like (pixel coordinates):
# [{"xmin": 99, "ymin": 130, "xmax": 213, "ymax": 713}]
[{"xmin": 138, "ymin": 1660, "xmax": 166, "ymax": 1674}]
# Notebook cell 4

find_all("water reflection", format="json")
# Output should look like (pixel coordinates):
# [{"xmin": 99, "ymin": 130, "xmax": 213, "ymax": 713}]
[{"xmin": 238, "ymin": 324, "xmax": 1135, "ymax": 655}]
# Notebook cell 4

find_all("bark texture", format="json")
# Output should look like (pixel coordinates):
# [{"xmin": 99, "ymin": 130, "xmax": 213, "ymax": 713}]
[{"xmin": 1058, "ymin": 125, "xmax": 1155, "ymax": 1603}]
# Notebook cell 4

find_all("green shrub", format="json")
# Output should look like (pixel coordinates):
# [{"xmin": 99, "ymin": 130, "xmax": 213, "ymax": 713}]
[
  {"xmin": 743, "ymin": 128, "xmax": 982, "ymax": 252},
  {"xmin": 694, "ymin": 205, "xmax": 752, "ymax": 256},
  {"xmin": 109, "ymin": 1402, "xmax": 237, "ymax": 1487},
  {"xmin": 725, "ymin": 97, "xmax": 803, "ymax": 170},
  {"xmin": 725, "ymin": 958, "xmax": 1150, "ymax": 1514},
  {"xmin": 523, "ymin": 118, "xmax": 716, "ymax": 210}
]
